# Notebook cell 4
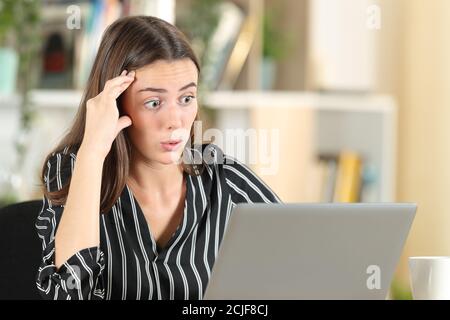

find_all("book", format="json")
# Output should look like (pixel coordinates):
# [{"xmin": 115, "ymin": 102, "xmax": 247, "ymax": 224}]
[
  {"xmin": 333, "ymin": 151, "xmax": 362, "ymax": 203},
  {"xmin": 73, "ymin": 0, "xmax": 123, "ymax": 89},
  {"xmin": 72, "ymin": 0, "xmax": 177, "ymax": 89},
  {"xmin": 315, "ymin": 154, "xmax": 339, "ymax": 202},
  {"xmin": 200, "ymin": 1, "xmax": 246, "ymax": 91}
]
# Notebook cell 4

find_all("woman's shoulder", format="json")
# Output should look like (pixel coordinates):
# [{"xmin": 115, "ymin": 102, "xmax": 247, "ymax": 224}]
[
  {"xmin": 45, "ymin": 145, "xmax": 79, "ymax": 169},
  {"xmin": 198, "ymin": 143, "xmax": 275, "ymax": 188},
  {"xmin": 44, "ymin": 145, "xmax": 79, "ymax": 191}
]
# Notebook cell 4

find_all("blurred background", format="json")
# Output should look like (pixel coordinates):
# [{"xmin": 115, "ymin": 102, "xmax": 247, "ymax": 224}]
[{"xmin": 0, "ymin": 0, "xmax": 449, "ymax": 299}]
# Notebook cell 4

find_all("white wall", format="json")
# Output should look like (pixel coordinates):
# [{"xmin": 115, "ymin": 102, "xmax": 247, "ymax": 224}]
[{"xmin": 307, "ymin": 0, "xmax": 378, "ymax": 91}]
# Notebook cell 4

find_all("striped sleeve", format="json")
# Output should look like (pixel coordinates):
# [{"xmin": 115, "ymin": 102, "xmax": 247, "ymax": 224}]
[
  {"xmin": 222, "ymin": 153, "xmax": 283, "ymax": 204},
  {"xmin": 35, "ymin": 149, "xmax": 105, "ymax": 300}
]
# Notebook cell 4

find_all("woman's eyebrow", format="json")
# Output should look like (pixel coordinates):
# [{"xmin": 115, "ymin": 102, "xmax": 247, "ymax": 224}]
[{"xmin": 137, "ymin": 82, "xmax": 197, "ymax": 93}]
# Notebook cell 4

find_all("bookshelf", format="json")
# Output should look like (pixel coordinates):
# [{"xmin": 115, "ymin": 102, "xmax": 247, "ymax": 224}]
[
  {"xmin": 199, "ymin": 0, "xmax": 397, "ymax": 203},
  {"xmin": 202, "ymin": 91, "xmax": 397, "ymax": 203},
  {"xmin": 0, "ymin": 0, "xmax": 178, "ymax": 199},
  {"xmin": 0, "ymin": 0, "xmax": 397, "ymax": 203}
]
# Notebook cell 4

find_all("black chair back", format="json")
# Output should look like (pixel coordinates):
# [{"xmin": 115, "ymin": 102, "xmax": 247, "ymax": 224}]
[{"xmin": 0, "ymin": 200, "xmax": 43, "ymax": 300}]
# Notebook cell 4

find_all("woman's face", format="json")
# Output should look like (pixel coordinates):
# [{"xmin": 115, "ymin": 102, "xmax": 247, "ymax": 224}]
[{"xmin": 121, "ymin": 59, "xmax": 198, "ymax": 165}]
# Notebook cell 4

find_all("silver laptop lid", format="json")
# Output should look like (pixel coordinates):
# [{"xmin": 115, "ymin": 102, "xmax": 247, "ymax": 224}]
[{"xmin": 204, "ymin": 203, "xmax": 416, "ymax": 300}]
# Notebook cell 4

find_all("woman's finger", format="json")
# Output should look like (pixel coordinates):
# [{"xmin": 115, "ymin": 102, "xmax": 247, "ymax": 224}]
[
  {"xmin": 103, "ymin": 71, "xmax": 135, "ymax": 98},
  {"xmin": 104, "ymin": 71, "xmax": 135, "ymax": 90},
  {"xmin": 110, "ymin": 77, "xmax": 135, "ymax": 99},
  {"xmin": 115, "ymin": 115, "xmax": 133, "ymax": 136}
]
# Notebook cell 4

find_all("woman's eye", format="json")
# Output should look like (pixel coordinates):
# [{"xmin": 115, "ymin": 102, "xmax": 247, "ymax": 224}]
[
  {"xmin": 180, "ymin": 95, "xmax": 195, "ymax": 105},
  {"xmin": 144, "ymin": 100, "xmax": 160, "ymax": 109}
]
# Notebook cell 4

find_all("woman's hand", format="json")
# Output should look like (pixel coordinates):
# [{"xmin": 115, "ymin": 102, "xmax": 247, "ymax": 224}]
[{"xmin": 81, "ymin": 70, "xmax": 135, "ymax": 159}]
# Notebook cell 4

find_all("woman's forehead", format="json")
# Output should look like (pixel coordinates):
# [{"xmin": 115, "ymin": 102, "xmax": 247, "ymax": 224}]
[{"xmin": 134, "ymin": 59, "xmax": 198, "ymax": 84}]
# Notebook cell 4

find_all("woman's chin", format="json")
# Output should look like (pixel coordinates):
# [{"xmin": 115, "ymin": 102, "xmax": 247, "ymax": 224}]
[{"xmin": 158, "ymin": 151, "xmax": 184, "ymax": 165}]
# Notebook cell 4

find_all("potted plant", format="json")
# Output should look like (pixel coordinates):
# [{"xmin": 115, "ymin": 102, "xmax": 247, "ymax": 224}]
[
  {"xmin": 0, "ymin": 0, "xmax": 41, "ymax": 206},
  {"xmin": 0, "ymin": 0, "xmax": 19, "ymax": 94},
  {"xmin": 261, "ymin": 5, "xmax": 291, "ymax": 90}
]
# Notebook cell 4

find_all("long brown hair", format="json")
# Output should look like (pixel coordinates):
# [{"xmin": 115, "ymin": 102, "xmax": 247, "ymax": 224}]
[{"xmin": 41, "ymin": 15, "xmax": 204, "ymax": 214}]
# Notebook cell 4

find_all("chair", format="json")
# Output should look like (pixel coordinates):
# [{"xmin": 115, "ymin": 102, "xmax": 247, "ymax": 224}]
[{"xmin": 0, "ymin": 200, "xmax": 43, "ymax": 300}]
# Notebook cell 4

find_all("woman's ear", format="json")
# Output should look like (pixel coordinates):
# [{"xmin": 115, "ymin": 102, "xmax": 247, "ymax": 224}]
[
  {"xmin": 117, "ymin": 97, "xmax": 124, "ymax": 116},
  {"xmin": 117, "ymin": 90, "xmax": 130, "ymax": 117}
]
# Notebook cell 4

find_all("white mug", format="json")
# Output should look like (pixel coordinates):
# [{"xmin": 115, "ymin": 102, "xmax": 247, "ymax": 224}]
[{"xmin": 409, "ymin": 256, "xmax": 450, "ymax": 300}]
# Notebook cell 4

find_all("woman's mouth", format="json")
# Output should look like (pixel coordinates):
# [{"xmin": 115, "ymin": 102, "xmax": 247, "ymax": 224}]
[{"xmin": 160, "ymin": 139, "xmax": 182, "ymax": 151}]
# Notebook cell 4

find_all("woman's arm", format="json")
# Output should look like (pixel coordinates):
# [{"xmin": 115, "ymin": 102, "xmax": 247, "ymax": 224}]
[
  {"xmin": 36, "ymin": 152, "xmax": 106, "ymax": 300},
  {"xmin": 35, "ymin": 70, "xmax": 135, "ymax": 300},
  {"xmin": 54, "ymin": 69, "xmax": 135, "ymax": 269}
]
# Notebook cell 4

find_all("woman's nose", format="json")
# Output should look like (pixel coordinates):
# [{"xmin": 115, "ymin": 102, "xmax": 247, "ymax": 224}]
[{"xmin": 163, "ymin": 101, "xmax": 183, "ymax": 130}]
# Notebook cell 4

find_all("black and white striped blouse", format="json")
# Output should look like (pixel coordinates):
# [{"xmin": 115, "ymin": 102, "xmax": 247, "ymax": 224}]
[{"xmin": 35, "ymin": 143, "xmax": 281, "ymax": 300}]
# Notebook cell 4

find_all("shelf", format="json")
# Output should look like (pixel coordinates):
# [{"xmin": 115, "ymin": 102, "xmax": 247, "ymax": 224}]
[
  {"xmin": 0, "ymin": 94, "xmax": 20, "ymax": 109},
  {"xmin": 0, "ymin": 90, "xmax": 82, "ymax": 109},
  {"xmin": 202, "ymin": 91, "xmax": 395, "ymax": 113},
  {"xmin": 29, "ymin": 90, "xmax": 83, "ymax": 109}
]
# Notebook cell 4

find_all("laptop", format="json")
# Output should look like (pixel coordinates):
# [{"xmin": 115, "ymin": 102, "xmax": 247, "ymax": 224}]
[{"xmin": 203, "ymin": 203, "xmax": 417, "ymax": 300}]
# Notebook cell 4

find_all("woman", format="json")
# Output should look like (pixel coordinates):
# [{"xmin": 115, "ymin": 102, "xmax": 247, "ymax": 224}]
[{"xmin": 36, "ymin": 15, "xmax": 281, "ymax": 300}]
